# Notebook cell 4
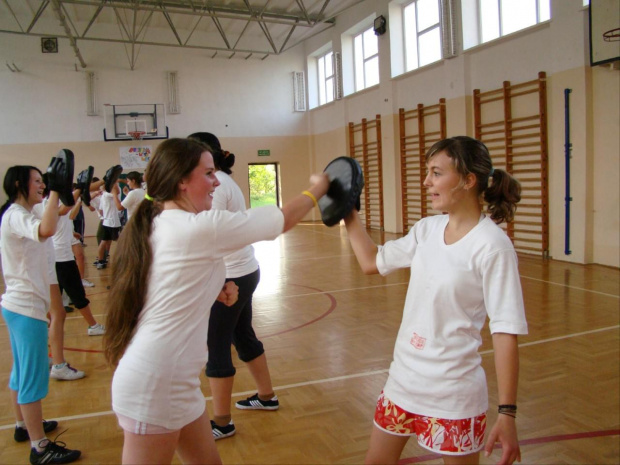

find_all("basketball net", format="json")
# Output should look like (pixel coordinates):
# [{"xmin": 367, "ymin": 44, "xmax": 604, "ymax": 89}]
[{"xmin": 129, "ymin": 131, "xmax": 145, "ymax": 140}]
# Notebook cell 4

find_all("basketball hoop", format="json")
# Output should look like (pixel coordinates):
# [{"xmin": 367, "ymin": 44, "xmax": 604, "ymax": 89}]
[
  {"xmin": 129, "ymin": 131, "xmax": 145, "ymax": 140},
  {"xmin": 603, "ymin": 28, "xmax": 620, "ymax": 42}
]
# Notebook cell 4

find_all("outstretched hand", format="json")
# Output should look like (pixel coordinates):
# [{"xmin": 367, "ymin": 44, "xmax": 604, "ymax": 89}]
[
  {"xmin": 217, "ymin": 281, "xmax": 238, "ymax": 307},
  {"xmin": 309, "ymin": 172, "xmax": 330, "ymax": 199},
  {"xmin": 484, "ymin": 415, "xmax": 521, "ymax": 464}
]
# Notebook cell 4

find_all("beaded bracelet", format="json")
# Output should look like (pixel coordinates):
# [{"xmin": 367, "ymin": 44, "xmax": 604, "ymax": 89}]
[{"xmin": 498, "ymin": 404, "xmax": 517, "ymax": 418}]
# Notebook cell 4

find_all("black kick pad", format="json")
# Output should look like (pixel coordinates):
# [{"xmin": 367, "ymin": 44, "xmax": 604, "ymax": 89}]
[
  {"xmin": 104, "ymin": 165, "xmax": 123, "ymax": 193},
  {"xmin": 77, "ymin": 166, "xmax": 94, "ymax": 206},
  {"xmin": 318, "ymin": 156, "xmax": 364, "ymax": 227},
  {"xmin": 48, "ymin": 149, "xmax": 75, "ymax": 207}
]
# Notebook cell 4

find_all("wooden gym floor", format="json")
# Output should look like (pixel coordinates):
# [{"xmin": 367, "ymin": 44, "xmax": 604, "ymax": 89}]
[{"xmin": 0, "ymin": 223, "xmax": 618, "ymax": 464}]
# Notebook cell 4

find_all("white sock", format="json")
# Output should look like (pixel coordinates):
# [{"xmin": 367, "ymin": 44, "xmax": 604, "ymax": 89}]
[
  {"xmin": 16, "ymin": 420, "xmax": 25, "ymax": 428},
  {"xmin": 31, "ymin": 438, "xmax": 48, "ymax": 452}
]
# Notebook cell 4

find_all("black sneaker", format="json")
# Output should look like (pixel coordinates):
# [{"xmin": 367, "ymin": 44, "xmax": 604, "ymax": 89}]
[
  {"xmin": 235, "ymin": 393, "xmax": 279, "ymax": 411},
  {"xmin": 210, "ymin": 420, "xmax": 235, "ymax": 440},
  {"xmin": 29, "ymin": 437, "xmax": 81, "ymax": 464},
  {"xmin": 14, "ymin": 420, "xmax": 58, "ymax": 442}
]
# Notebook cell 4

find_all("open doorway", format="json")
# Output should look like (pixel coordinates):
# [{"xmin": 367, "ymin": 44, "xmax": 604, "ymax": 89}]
[{"xmin": 248, "ymin": 163, "xmax": 280, "ymax": 208}]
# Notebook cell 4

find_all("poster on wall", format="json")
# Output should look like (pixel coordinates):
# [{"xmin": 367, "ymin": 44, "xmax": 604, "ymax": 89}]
[{"xmin": 120, "ymin": 145, "xmax": 152, "ymax": 169}]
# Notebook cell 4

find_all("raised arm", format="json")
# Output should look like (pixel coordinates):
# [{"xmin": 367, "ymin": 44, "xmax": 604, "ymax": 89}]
[
  {"xmin": 343, "ymin": 209, "xmax": 378, "ymax": 274},
  {"xmin": 280, "ymin": 173, "xmax": 330, "ymax": 233},
  {"xmin": 39, "ymin": 191, "xmax": 60, "ymax": 238}
]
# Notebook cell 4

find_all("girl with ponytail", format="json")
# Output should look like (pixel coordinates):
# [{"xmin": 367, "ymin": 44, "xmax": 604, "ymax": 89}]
[
  {"xmin": 104, "ymin": 138, "xmax": 329, "ymax": 464},
  {"xmin": 343, "ymin": 136, "xmax": 527, "ymax": 465}
]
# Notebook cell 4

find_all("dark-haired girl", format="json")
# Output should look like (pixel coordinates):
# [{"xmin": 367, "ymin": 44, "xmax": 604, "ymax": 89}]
[
  {"xmin": 188, "ymin": 132, "xmax": 278, "ymax": 441},
  {"xmin": 104, "ymin": 138, "xmax": 329, "ymax": 464},
  {"xmin": 1, "ymin": 165, "xmax": 81, "ymax": 464},
  {"xmin": 344, "ymin": 136, "xmax": 527, "ymax": 465}
]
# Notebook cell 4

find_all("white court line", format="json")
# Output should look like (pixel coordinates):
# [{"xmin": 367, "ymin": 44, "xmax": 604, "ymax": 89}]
[
  {"xmin": 1, "ymin": 326, "xmax": 618, "ymax": 431},
  {"xmin": 520, "ymin": 275, "xmax": 620, "ymax": 299}
]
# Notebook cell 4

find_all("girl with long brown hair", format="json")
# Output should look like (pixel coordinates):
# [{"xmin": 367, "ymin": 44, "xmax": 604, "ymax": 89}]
[
  {"xmin": 103, "ymin": 138, "xmax": 329, "ymax": 464},
  {"xmin": 344, "ymin": 136, "xmax": 527, "ymax": 465}
]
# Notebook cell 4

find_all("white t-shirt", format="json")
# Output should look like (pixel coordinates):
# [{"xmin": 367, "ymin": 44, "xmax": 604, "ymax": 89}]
[
  {"xmin": 212, "ymin": 171, "xmax": 259, "ymax": 278},
  {"xmin": 111, "ymin": 205, "xmax": 284, "ymax": 429},
  {"xmin": 121, "ymin": 188, "xmax": 145, "ymax": 220},
  {"xmin": 0, "ymin": 203, "xmax": 50, "ymax": 322},
  {"xmin": 100, "ymin": 192, "xmax": 121, "ymax": 228},
  {"xmin": 377, "ymin": 214, "xmax": 528, "ymax": 420},
  {"xmin": 35, "ymin": 199, "xmax": 75, "ymax": 263}
]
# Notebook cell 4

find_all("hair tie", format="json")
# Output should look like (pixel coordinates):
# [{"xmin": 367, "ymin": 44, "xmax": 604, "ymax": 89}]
[
  {"xmin": 223, "ymin": 151, "xmax": 230, "ymax": 158},
  {"xmin": 489, "ymin": 168, "xmax": 495, "ymax": 177},
  {"xmin": 144, "ymin": 193, "xmax": 154, "ymax": 201}
]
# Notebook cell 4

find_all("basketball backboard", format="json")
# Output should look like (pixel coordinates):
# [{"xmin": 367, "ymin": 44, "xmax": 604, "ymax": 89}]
[
  {"xmin": 103, "ymin": 103, "xmax": 168, "ymax": 141},
  {"xmin": 589, "ymin": 0, "xmax": 620, "ymax": 66}
]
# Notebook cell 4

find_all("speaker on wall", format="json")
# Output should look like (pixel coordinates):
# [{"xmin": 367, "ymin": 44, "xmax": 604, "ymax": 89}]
[{"xmin": 374, "ymin": 15, "xmax": 386, "ymax": 36}]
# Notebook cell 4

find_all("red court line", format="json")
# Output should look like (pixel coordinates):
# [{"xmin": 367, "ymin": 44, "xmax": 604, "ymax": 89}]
[
  {"xmin": 398, "ymin": 429, "xmax": 620, "ymax": 464},
  {"xmin": 64, "ymin": 347, "xmax": 103, "ymax": 353},
  {"xmin": 261, "ymin": 284, "xmax": 337, "ymax": 338}
]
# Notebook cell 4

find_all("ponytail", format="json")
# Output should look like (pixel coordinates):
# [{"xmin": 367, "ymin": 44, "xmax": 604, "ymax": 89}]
[
  {"xmin": 484, "ymin": 169, "xmax": 521, "ymax": 224},
  {"xmin": 103, "ymin": 138, "xmax": 204, "ymax": 366},
  {"xmin": 103, "ymin": 199, "xmax": 161, "ymax": 366}
]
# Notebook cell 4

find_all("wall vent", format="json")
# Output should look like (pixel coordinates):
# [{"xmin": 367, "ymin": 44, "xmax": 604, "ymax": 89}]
[
  {"xmin": 86, "ymin": 71, "xmax": 98, "ymax": 116},
  {"xmin": 334, "ymin": 52, "xmax": 343, "ymax": 100},
  {"xmin": 167, "ymin": 71, "xmax": 181, "ymax": 114},
  {"xmin": 441, "ymin": 0, "xmax": 458, "ymax": 58},
  {"xmin": 293, "ymin": 71, "xmax": 307, "ymax": 112}
]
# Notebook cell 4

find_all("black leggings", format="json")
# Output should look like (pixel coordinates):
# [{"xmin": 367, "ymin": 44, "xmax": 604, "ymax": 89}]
[{"xmin": 206, "ymin": 268, "xmax": 263, "ymax": 378}]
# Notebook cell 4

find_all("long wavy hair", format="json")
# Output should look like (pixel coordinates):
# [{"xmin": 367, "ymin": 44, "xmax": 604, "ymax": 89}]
[
  {"xmin": 425, "ymin": 136, "xmax": 521, "ymax": 224},
  {"xmin": 0, "ymin": 166, "xmax": 42, "ymax": 223},
  {"xmin": 103, "ymin": 138, "xmax": 208, "ymax": 366}
]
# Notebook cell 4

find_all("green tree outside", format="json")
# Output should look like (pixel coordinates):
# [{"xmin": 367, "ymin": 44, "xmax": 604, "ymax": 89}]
[{"xmin": 249, "ymin": 164, "xmax": 277, "ymax": 207}]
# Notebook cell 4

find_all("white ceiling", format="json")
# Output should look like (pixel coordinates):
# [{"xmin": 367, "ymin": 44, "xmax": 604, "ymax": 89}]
[{"xmin": 1, "ymin": 0, "xmax": 365, "ymax": 68}]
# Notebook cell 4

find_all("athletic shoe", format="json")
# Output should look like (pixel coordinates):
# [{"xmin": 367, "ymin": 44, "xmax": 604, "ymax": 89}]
[
  {"xmin": 95, "ymin": 260, "xmax": 106, "ymax": 270},
  {"xmin": 210, "ymin": 420, "xmax": 235, "ymax": 440},
  {"xmin": 50, "ymin": 363, "xmax": 85, "ymax": 381},
  {"xmin": 81, "ymin": 279, "xmax": 95, "ymax": 288},
  {"xmin": 235, "ymin": 393, "xmax": 279, "ymax": 411},
  {"xmin": 14, "ymin": 420, "xmax": 58, "ymax": 442},
  {"xmin": 30, "ymin": 437, "xmax": 81, "ymax": 464},
  {"xmin": 88, "ymin": 323, "xmax": 105, "ymax": 336}
]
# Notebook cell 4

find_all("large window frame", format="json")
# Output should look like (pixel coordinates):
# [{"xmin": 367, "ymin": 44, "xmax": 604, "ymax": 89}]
[
  {"xmin": 317, "ymin": 50, "xmax": 335, "ymax": 106},
  {"xmin": 477, "ymin": 0, "xmax": 550, "ymax": 44},
  {"xmin": 353, "ymin": 27, "xmax": 379, "ymax": 92},
  {"xmin": 403, "ymin": 0, "xmax": 443, "ymax": 72}
]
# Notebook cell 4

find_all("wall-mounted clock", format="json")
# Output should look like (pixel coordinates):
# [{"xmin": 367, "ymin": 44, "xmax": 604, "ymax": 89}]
[{"xmin": 41, "ymin": 37, "xmax": 58, "ymax": 53}]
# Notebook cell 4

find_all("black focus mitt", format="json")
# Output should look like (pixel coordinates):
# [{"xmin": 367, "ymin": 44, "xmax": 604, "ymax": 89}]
[
  {"xmin": 318, "ymin": 156, "xmax": 364, "ymax": 227},
  {"xmin": 47, "ymin": 149, "xmax": 75, "ymax": 207}
]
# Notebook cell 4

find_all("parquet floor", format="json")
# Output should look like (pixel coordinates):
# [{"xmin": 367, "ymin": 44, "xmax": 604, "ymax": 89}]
[{"xmin": 0, "ymin": 223, "xmax": 618, "ymax": 464}]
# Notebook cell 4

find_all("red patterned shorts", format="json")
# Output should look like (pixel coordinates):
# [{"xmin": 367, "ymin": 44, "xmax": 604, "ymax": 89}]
[{"xmin": 373, "ymin": 391, "xmax": 486, "ymax": 455}]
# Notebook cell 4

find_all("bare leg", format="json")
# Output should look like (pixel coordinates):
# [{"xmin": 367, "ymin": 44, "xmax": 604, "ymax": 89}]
[
  {"xmin": 11, "ymin": 391, "xmax": 45, "ymax": 442},
  {"xmin": 364, "ymin": 425, "xmax": 409, "ymax": 465},
  {"xmin": 48, "ymin": 284, "xmax": 66, "ymax": 365},
  {"xmin": 76, "ymin": 304, "xmax": 98, "ymax": 327},
  {"xmin": 122, "ymin": 430, "xmax": 179, "ymax": 465},
  {"xmin": 176, "ymin": 411, "xmax": 222, "ymax": 465},
  {"xmin": 443, "ymin": 452, "xmax": 480, "ymax": 465},
  {"xmin": 208, "ymin": 376, "xmax": 234, "ymax": 418},
  {"xmin": 97, "ymin": 240, "xmax": 108, "ymax": 262},
  {"xmin": 245, "ymin": 353, "xmax": 274, "ymax": 397}
]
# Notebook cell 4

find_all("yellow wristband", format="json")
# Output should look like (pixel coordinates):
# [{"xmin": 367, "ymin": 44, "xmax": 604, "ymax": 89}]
[{"xmin": 302, "ymin": 190, "xmax": 318, "ymax": 207}]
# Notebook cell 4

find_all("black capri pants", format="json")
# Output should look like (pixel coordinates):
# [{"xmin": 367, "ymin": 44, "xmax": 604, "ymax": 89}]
[
  {"xmin": 206, "ymin": 268, "xmax": 263, "ymax": 378},
  {"xmin": 55, "ymin": 260, "xmax": 90, "ymax": 309}
]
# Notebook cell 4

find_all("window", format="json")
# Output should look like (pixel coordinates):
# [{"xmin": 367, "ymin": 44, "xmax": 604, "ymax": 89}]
[
  {"xmin": 404, "ymin": 0, "xmax": 442, "ymax": 71},
  {"xmin": 317, "ymin": 51, "xmax": 335, "ymax": 106},
  {"xmin": 479, "ymin": 0, "xmax": 550, "ymax": 43},
  {"xmin": 462, "ymin": 0, "xmax": 550, "ymax": 49},
  {"xmin": 353, "ymin": 27, "xmax": 379, "ymax": 91}
]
